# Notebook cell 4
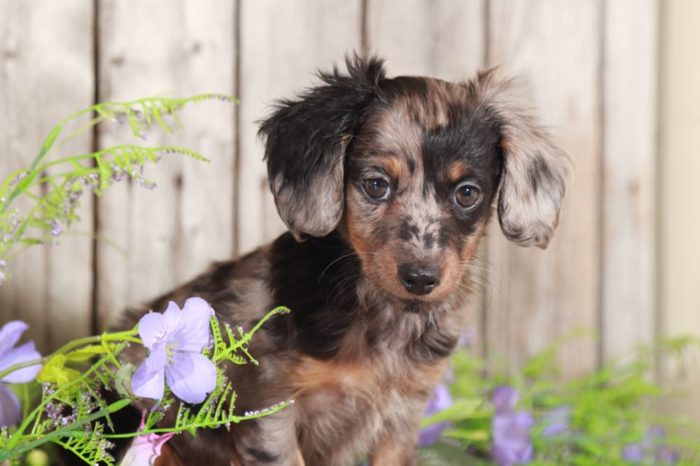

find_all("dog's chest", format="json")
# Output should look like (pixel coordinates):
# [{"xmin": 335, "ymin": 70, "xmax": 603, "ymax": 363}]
[{"xmin": 289, "ymin": 355, "xmax": 440, "ymax": 464}]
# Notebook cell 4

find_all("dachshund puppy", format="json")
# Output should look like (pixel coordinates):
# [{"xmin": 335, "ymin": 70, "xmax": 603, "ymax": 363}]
[{"xmin": 119, "ymin": 55, "xmax": 570, "ymax": 466}]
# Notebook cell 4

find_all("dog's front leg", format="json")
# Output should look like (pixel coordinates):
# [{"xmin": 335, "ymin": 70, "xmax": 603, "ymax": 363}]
[
  {"xmin": 231, "ymin": 408, "xmax": 304, "ymax": 466},
  {"xmin": 369, "ymin": 430, "xmax": 419, "ymax": 466}
]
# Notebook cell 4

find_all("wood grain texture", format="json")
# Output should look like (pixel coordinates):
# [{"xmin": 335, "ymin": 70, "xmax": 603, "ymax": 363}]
[
  {"xmin": 365, "ymin": 0, "xmax": 488, "ymax": 354},
  {"xmin": 365, "ymin": 0, "xmax": 485, "ymax": 80},
  {"xmin": 658, "ymin": 0, "xmax": 700, "ymax": 421},
  {"xmin": 601, "ymin": 0, "xmax": 658, "ymax": 361},
  {"xmin": 484, "ymin": 0, "xmax": 602, "ymax": 376},
  {"xmin": 96, "ymin": 0, "xmax": 235, "ymax": 328},
  {"xmin": 0, "ymin": 0, "xmax": 94, "ymax": 350},
  {"xmin": 236, "ymin": 0, "xmax": 363, "ymax": 254}
]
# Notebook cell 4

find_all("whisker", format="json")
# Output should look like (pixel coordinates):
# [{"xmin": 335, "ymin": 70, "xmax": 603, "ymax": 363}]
[{"xmin": 317, "ymin": 252, "xmax": 359, "ymax": 283}]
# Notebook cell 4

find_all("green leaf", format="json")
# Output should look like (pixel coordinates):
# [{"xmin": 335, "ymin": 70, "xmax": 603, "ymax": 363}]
[
  {"xmin": 114, "ymin": 363, "xmax": 136, "ymax": 399},
  {"xmin": 443, "ymin": 428, "xmax": 490, "ymax": 443},
  {"xmin": 36, "ymin": 355, "xmax": 80, "ymax": 387},
  {"xmin": 421, "ymin": 399, "xmax": 483, "ymax": 428},
  {"xmin": 64, "ymin": 344, "xmax": 112, "ymax": 362}
]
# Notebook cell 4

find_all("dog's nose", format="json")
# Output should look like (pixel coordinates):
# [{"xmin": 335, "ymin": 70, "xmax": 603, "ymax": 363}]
[{"xmin": 398, "ymin": 264, "xmax": 441, "ymax": 295}]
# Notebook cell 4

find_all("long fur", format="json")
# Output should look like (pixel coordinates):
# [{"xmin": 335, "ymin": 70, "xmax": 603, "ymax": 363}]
[{"xmin": 115, "ymin": 55, "xmax": 570, "ymax": 466}]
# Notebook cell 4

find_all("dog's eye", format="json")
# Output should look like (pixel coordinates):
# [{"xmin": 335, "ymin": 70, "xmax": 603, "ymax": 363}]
[
  {"xmin": 454, "ymin": 183, "xmax": 482, "ymax": 209},
  {"xmin": 362, "ymin": 178, "xmax": 391, "ymax": 201}
]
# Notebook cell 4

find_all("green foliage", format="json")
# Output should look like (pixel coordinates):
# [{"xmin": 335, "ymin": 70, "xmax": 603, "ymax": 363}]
[
  {"xmin": 0, "ymin": 307, "xmax": 291, "ymax": 465},
  {"xmin": 0, "ymin": 93, "xmax": 296, "ymax": 465},
  {"xmin": 420, "ymin": 338, "xmax": 700, "ymax": 466},
  {"xmin": 0, "ymin": 94, "xmax": 232, "ymax": 268},
  {"xmin": 210, "ymin": 306, "xmax": 291, "ymax": 366}
]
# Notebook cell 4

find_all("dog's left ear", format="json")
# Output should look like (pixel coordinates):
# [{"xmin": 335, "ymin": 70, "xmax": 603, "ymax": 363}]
[
  {"xmin": 469, "ymin": 71, "xmax": 572, "ymax": 249},
  {"xmin": 259, "ymin": 55, "xmax": 385, "ymax": 241}
]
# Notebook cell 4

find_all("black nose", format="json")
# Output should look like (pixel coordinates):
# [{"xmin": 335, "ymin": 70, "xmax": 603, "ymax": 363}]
[{"xmin": 398, "ymin": 264, "xmax": 441, "ymax": 295}]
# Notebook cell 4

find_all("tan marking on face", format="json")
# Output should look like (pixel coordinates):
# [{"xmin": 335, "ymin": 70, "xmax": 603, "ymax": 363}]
[
  {"xmin": 383, "ymin": 156, "xmax": 404, "ymax": 181},
  {"xmin": 460, "ymin": 222, "xmax": 487, "ymax": 262},
  {"xmin": 340, "ymin": 78, "xmax": 496, "ymax": 306},
  {"xmin": 448, "ymin": 160, "xmax": 471, "ymax": 183}
]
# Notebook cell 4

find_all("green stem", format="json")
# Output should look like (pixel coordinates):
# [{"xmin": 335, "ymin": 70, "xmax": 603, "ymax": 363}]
[
  {"xmin": 99, "ymin": 400, "xmax": 292, "ymax": 440},
  {"xmin": 0, "ymin": 398, "xmax": 131, "ymax": 462},
  {"xmin": 54, "ymin": 329, "xmax": 140, "ymax": 356},
  {"xmin": 0, "ymin": 94, "xmax": 224, "ymax": 215},
  {"xmin": 0, "ymin": 329, "xmax": 139, "ymax": 381},
  {"xmin": 214, "ymin": 306, "xmax": 290, "ymax": 363},
  {"xmin": 6, "ymin": 341, "xmax": 131, "ymax": 450}
]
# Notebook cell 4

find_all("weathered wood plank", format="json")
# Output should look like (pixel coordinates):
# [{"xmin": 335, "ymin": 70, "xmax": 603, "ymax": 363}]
[
  {"xmin": 96, "ymin": 0, "xmax": 235, "ymax": 328},
  {"xmin": 236, "ymin": 0, "xmax": 363, "ymax": 254},
  {"xmin": 485, "ymin": 0, "xmax": 602, "ymax": 376},
  {"xmin": 0, "ymin": 0, "xmax": 94, "ymax": 350},
  {"xmin": 365, "ymin": 0, "xmax": 485, "ymax": 79},
  {"xmin": 365, "ymin": 0, "xmax": 487, "ymax": 353},
  {"xmin": 658, "ymin": 0, "xmax": 700, "ymax": 421},
  {"xmin": 601, "ymin": 0, "xmax": 658, "ymax": 360}
]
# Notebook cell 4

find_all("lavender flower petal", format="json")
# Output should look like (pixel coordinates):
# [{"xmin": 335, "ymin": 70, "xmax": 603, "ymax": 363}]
[
  {"xmin": 131, "ymin": 347, "xmax": 167, "ymax": 401},
  {"xmin": 541, "ymin": 405, "xmax": 571, "ymax": 438},
  {"xmin": 133, "ymin": 299, "xmax": 215, "ymax": 404},
  {"xmin": 419, "ymin": 422, "xmax": 447, "ymax": 448},
  {"xmin": 655, "ymin": 445, "xmax": 680, "ymax": 465},
  {"xmin": 622, "ymin": 443, "xmax": 645, "ymax": 462},
  {"xmin": 164, "ymin": 352, "xmax": 216, "ymax": 404},
  {"xmin": 419, "ymin": 384, "xmax": 452, "ymax": 447},
  {"xmin": 138, "ymin": 303, "xmax": 182, "ymax": 349},
  {"xmin": 492, "ymin": 385, "xmax": 518, "ymax": 415},
  {"xmin": 0, "ymin": 384, "xmax": 21, "ymax": 427},
  {"xmin": 0, "ymin": 321, "xmax": 29, "ymax": 356},
  {"xmin": 169, "ymin": 297, "xmax": 214, "ymax": 352},
  {"xmin": 492, "ymin": 411, "xmax": 534, "ymax": 466},
  {"xmin": 0, "ymin": 341, "xmax": 42, "ymax": 383}
]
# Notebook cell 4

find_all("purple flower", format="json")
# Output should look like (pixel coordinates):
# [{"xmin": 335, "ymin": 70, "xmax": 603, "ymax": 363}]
[
  {"xmin": 131, "ymin": 298, "xmax": 217, "ymax": 404},
  {"xmin": 491, "ymin": 386, "xmax": 534, "ymax": 466},
  {"xmin": 622, "ymin": 426, "xmax": 680, "ymax": 464},
  {"xmin": 418, "ymin": 384, "xmax": 453, "ymax": 447},
  {"xmin": 492, "ymin": 386, "xmax": 518, "ymax": 415},
  {"xmin": 0, "ymin": 321, "xmax": 42, "ymax": 426},
  {"xmin": 541, "ymin": 405, "xmax": 571, "ymax": 437},
  {"xmin": 622, "ymin": 443, "xmax": 645, "ymax": 462},
  {"xmin": 655, "ymin": 445, "xmax": 680, "ymax": 464}
]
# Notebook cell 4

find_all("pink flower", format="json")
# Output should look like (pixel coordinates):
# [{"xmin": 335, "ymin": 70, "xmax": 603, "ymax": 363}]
[
  {"xmin": 120, "ymin": 411, "xmax": 175, "ymax": 466},
  {"xmin": 131, "ymin": 298, "xmax": 216, "ymax": 404}
]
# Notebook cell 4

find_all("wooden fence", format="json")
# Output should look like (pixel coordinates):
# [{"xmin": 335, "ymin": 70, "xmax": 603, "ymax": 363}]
[{"xmin": 1, "ymin": 0, "xmax": 692, "ymax": 413}]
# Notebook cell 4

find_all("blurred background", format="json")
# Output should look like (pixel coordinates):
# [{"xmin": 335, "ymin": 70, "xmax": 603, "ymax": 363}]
[{"xmin": 0, "ymin": 0, "xmax": 698, "ymax": 419}]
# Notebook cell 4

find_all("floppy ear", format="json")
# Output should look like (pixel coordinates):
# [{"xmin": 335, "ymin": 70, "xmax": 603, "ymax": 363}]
[
  {"xmin": 469, "ymin": 70, "xmax": 572, "ymax": 249},
  {"xmin": 258, "ymin": 55, "xmax": 385, "ymax": 241}
]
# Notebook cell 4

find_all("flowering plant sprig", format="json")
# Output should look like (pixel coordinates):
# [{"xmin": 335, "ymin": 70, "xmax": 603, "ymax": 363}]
[
  {"xmin": 0, "ymin": 93, "xmax": 235, "ymax": 279},
  {"xmin": 0, "ymin": 303, "xmax": 291, "ymax": 465},
  {"xmin": 0, "ymin": 93, "xmax": 294, "ymax": 465},
  {"xmin": 419, "ymin": 336, "xmax": 700, "ymax": 466}
]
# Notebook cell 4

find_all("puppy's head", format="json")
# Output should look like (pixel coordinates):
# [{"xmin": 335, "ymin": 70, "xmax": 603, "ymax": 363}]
[{"xmin": 260, "ymin": 56, "xmax": 570, "ymax": 304}]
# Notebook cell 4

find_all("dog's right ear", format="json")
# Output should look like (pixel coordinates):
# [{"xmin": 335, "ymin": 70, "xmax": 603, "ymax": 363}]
[
  {"xmin": 468, "ymin": 70, "xmax": 572, "ymax": 249},
  {"xmin": 259, "ymin": 55, "xmax": 385, "ymax": 241}
]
